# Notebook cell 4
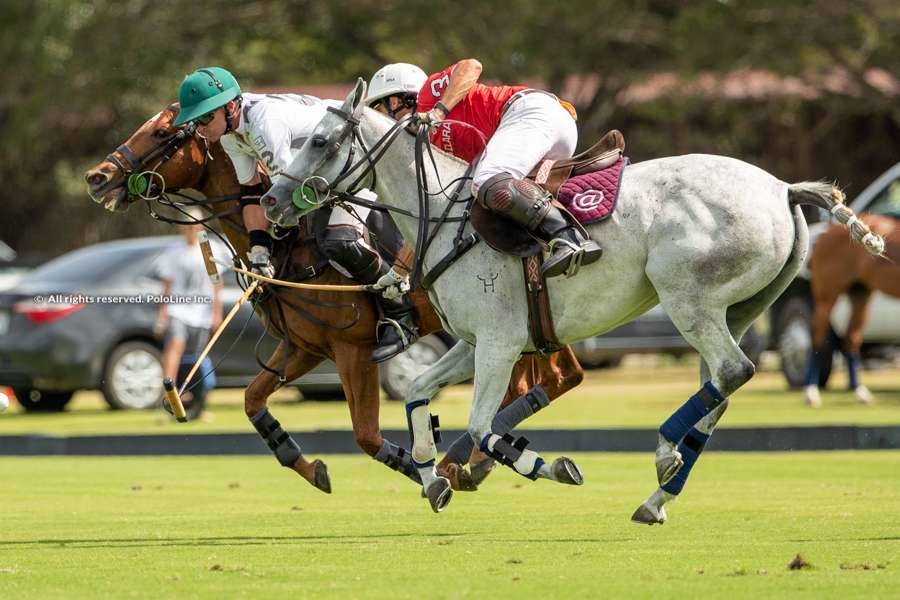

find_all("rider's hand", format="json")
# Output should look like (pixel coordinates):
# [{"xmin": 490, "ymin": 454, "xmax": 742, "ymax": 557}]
[
  {"xmin": 248, "ymin": 245, "xmax": 275, "ymax": 279},
  {"xmin": 415, "ymin": 107, "xmax": 446, "ymax": 127},
  {"xmin": 373, "ymin": 268, "xmax": 410, "ymax": 300}
]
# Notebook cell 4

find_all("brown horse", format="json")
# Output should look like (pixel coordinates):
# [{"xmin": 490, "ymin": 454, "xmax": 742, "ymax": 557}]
[
  {"xmin": 804, "ymin": 213, "xmax": 900, "ymax": 407},
  {"xmin": 84, "ymin": 104, "xmax": 583, "ymax": 492}
]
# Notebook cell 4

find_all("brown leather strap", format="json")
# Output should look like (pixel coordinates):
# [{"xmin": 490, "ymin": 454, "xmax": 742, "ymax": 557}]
[{"xmin": 522, "ymin": 255, "xmax": 563, "ymax": 354}]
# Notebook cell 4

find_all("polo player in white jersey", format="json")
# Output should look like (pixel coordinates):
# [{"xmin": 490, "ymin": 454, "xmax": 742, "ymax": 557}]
[{"xmin": 174, "ymin": 66, "xmax": 418, "ymax": 362}]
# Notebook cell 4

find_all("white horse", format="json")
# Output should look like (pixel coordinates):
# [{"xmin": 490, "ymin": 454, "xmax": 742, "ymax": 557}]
[{"xmin": 261, "ymin": 80, "xmax": 884, "ymax": 520}]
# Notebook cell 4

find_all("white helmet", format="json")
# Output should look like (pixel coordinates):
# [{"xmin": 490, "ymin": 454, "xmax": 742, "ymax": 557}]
[{"xmin": 366, "ymin": 63, "xmax": 427, "ymax": 105}]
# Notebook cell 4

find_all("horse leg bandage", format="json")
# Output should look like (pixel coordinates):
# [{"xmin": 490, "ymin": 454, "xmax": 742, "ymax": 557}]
[
  {"xmin": 661, "ymin": 427, "xmax": 710, "ymax": 495},
  {"xmin": 659, "ymin": 382, "xmax": 726, "ymax": 444},
  {"xmin": 374, "ymin": 439, "xmax": 422, "ymax": 484},
  {"xmin": 406, "ymin": 399, "xmax": 439, "ymax": 467},
  {"xmin": 443, "ymin": 385, "xmax": 550, "ymax": 466},
  {"xmin": 250, "ymin": 407, "xmax": 302, "ymax": 467},
  {"xmin": 480, "ymin": 433, "xmax": 544, "ymax": 480}
]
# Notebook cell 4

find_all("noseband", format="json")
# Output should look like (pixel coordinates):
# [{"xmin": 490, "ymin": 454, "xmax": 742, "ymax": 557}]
[{"xmin": 104, "ymin": 122, "xmax": 199, "ymax": 198}]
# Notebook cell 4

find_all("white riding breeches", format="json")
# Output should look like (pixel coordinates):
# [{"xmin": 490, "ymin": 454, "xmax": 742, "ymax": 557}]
[
  {"xmin": 472, "ymin": 92, "xmax": 578, "ymax": 195},
  {"xmin": 327, "ymin": 189, "xmax": 373, "ymax": 234}
]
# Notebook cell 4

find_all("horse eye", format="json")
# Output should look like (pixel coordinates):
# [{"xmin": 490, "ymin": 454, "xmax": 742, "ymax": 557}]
[{"xmin": 311, "ymin": 136, "xmax": 327, "ymax": 148}]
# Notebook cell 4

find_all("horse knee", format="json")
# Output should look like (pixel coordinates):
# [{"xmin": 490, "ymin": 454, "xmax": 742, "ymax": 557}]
[
  {"xmin": 715, "ymin": 357, "xmax": 755, "ymax": 397},
  {"xmin": 354, "ymin": 428, "xmax": 383, "ymax": 457},
  {"xmin": 559, "ymin": 367, "xmax": 584, "ymax": 395},
  {"xmin": 244, "ymin": 387, "xmax": 267, "ymax": 419}
]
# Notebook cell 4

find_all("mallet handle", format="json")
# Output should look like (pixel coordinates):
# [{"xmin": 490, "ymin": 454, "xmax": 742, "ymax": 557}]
[
  {"xmin": 197, "ymin": 230, "xmax": 220, "ymax": 284},
  {"xmin": 163, "ymin": 377, "xmax": 187, "ymax": 423}
]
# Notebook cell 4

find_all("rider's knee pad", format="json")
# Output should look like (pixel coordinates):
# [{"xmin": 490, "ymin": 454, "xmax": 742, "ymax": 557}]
[
  {"xmin": 476, "ymin": 172, "xmax": 551, "ymax": 229},
  {"xmin": 319, "ymin": 229, "xmax": 382, "ymax": 281}
]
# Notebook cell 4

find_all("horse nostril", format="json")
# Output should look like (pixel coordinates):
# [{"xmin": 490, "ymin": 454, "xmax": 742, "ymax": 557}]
[
  {"xmin": 263, "ymin": 196, "xmax": 277, "ymax": 207},
  {"xmin": 86, "ymin": 172, "xmax": 109, "ymax": 187}
]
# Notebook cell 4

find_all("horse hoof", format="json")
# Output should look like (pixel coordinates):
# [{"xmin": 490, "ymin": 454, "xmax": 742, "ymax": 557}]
[
  {"xmin": 631, "ymin": 502, "xmax": 667, "ymax": 525},
  {"xmin": 313, "ymin": 460, "xmax": 332, "ymax": 494},
  {"xmin": 655, "ymin": 450, "xmax": 683, "ymax": 486},
  {"xmin": 425, "ymin": 477, "xmax": 453, "ymax": 513},
  {"xmin": 469, "ymin": 458, "xmax": 496, "ymax": 486},
  {"xmin": 552, "ymin": 457, "xmax": 584, "ymax": 485},
  {"xmin": 441, "ymin": 463, "xmax": 478, "ymax": 492}
]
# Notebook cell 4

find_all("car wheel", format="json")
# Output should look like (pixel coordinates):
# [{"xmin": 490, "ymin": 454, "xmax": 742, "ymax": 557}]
[
  {"xmin": 380, "ymin": 334, "xmax": 451, "ymax": 400},
  {"xmin": 102, "ymin": 341, "xmax": 164, "ymax": 410},
  {"xmin": 776, "ymin": 297, "xmax": 815, "ymax": 388},
  {"xmin": 13, "ymin": 388, "xmax": 73, "ymax": 412}
]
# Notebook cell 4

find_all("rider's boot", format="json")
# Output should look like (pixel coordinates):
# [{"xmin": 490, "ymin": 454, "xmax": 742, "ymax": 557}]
[
  {"xmin": 371, "ymin": 282, "xmax": 419, "ymax": 363},
  {"xmin": 320, "ymin": 229, "xmax": 418, "ymax": 362},
  {"xmin": 477, "ymin": 173, "xmax": 602, "ymax": 278}
]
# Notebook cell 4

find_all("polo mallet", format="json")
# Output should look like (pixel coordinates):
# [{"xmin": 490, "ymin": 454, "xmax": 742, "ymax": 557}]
[{"xmin": 162, "ymin": 232, "xmax": 258, "ymax": 422}]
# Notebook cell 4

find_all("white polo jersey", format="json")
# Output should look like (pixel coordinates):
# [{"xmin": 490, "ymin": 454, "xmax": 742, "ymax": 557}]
[{"xmin": 221, "ymin": 92, "xmax": 340, "ymax": 184}]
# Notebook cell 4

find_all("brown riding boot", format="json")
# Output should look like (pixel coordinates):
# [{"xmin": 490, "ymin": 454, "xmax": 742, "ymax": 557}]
[{"xmin": 477, "ymin": 173, "xmax": 602, "ymax": 278}]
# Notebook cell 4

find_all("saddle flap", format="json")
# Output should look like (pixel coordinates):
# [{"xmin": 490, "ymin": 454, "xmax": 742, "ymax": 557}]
[{"xmin": 470, "ymin": 201, "xmax": 543, "ymax": 257}]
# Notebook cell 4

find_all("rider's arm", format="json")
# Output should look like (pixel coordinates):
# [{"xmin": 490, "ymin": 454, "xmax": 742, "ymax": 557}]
[
  {"xmin": 436, "ymin": 59, "xmax": 482, "ymax": 114},
  {"xmin": 239, "ymin": 170, "xmax": 270, "ymax": 233}
]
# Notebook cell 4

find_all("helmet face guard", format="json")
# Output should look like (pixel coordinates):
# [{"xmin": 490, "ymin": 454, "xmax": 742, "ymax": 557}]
[{"xmin": 174, "ymin": 67, "xmax": 241, "ymax": 126}]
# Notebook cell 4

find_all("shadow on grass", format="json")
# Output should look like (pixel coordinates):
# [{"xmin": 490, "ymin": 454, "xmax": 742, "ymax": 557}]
[{"xmin": 0, "ymin": 533, "xmax": 637, "ymax": 549}]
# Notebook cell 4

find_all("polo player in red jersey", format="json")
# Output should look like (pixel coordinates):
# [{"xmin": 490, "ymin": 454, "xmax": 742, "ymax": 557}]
[{"xmin": 371, "ymin": 59, "xmax": 602, "ymax": 278}]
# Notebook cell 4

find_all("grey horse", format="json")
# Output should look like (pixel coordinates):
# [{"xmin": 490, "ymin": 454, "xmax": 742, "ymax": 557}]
[{"xmin": 261, "ymin": 80, "xmax": 884, "ymax": 520}]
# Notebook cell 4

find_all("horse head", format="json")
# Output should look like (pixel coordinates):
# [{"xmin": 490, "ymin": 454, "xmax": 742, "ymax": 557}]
[
  {"xmin": 262, "ymin": 79, "xmax": 369, "ymax": 228},
  {"xmin": 84, "ymin": 104, "xmax": 209, "ymax": 212}
]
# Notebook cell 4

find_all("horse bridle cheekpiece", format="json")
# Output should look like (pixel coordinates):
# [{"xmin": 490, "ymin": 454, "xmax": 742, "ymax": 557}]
[{"xmin": 106, "ymin": 121, "xmax": 198, "ymax": 200}]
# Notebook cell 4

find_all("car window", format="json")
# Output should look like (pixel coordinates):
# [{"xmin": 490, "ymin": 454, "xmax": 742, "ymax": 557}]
[
  {"xmin": 868, "ymin": 178, "xmax": 900, "ymax": 218},
  {"xmin": 23, "ymin": 243, "xmax": 167, "ymax": 285}
]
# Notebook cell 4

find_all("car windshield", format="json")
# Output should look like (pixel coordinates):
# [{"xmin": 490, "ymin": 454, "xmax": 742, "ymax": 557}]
[{"xmin": 22, "ymin": 241, "xmax": 168, "ymax": 286}]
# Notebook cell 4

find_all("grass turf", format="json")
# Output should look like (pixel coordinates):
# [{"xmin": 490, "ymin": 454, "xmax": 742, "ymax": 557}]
[
  {"xmin": 0, "ymin": 453, "xmax": 897, "ymax": 599},
  {"xmin": 1, "ymin": 362, "xmax": 898, "ymax": 436}
]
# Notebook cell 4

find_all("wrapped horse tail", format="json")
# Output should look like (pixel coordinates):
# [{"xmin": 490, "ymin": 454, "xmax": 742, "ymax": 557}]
[{"xmin": 787, "ymin": 181, "xmax": 885, "ymax": 256}]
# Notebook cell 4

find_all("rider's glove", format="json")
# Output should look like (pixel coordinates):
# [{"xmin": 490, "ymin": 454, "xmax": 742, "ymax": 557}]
[
  {"xmin": 373, "ymin": 268, "xmax": 411, "ymax": 300},
  {"xmin": 248, "ymin": 245, "xmax": 275, "ymax": 279},
  {"xmin": 415, "ymin": 107, "xmax": 446, "ymax": 128}
]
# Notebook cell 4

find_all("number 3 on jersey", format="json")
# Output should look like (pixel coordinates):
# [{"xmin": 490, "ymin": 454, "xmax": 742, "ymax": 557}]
[{"xmin": 429, "ymin": 74, "xmax": 449, "ymax": 98}]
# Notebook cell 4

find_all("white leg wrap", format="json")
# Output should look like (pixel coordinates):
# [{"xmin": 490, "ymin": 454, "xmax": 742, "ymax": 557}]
[
  {"xmin": 512, "ymin": 448, "xmax": 541, "ymax": 477},
  {"xmin": 408, "ymin": 403, "xmax": 436, "ymax": 465}
]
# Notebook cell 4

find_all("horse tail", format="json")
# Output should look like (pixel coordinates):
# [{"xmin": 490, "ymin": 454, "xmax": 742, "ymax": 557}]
[{"xmin": 787, "ymin": 181, "xmax": 885, "ymax": 256}]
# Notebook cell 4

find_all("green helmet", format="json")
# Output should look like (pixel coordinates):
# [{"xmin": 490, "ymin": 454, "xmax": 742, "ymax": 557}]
[{"xmin": 173, "ymin": 66, "xmax": 241, "ymax": 126}]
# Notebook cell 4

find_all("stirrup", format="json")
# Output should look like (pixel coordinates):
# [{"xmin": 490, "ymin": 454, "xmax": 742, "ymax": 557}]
[
  {"xmin": 546, "ymin": 237, "xmax": 584, "ymax": 278},
  {"xmin": 376, "ymin": 317, "xmax": 414, "ymax": 348}
]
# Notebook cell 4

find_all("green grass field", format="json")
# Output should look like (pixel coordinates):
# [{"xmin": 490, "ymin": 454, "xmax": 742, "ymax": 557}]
[
  {"xmin": 0, "ymin": 453, "xmax": 897, "ymax": 599},
  {"xmin": 2, "ymin": 362, "xmax": 899, "ymax": 436}
]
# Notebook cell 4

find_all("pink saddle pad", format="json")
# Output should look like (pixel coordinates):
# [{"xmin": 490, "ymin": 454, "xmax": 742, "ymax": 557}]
[{"xmin": 557, "ymin": 157, "xmax": 627, "ymax": 224}]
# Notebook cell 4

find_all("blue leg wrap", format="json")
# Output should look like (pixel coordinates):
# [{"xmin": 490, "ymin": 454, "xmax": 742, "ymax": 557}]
[
  {"xmin": 659, "ymin": 382, "xmax": 725, "ymax": 444},
  {"xmin": 661, "ymin": 428, "xmax": 710, "ymax": 495},
  {"xmin": 846, "ymin": 352, "xmax": 861, "ymax": 390},
  {"xmin": 803, "ymin": 350, "xmax": 820, "ymax": 387}
]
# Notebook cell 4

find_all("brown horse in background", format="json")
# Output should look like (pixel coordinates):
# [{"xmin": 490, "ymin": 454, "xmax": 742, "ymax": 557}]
[
  {"xmin": 804, "ymin": 213, "xmax": 900, "ymax": 407},
  {"xmin": 84, "ymin": 104, "xmax": 583, "ymax": 492}
]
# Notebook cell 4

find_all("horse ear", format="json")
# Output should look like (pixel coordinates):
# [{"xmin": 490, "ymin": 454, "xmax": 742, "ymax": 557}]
[{"xmin": 341, "ymin": 77, "xmax": 367, "ymax": 118}]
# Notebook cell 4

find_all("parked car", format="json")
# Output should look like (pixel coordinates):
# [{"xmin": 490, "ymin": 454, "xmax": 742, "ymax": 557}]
[
  {"xmin": 769, "ymin": 163, "xmax": 900, "ymax": 387},
  {"xmin": 0, "ymin": 237, "xmax": 448, "ymax": 411},
  {"xmin": 570, "ymin": 305, "xmax": 765, "ymax": 368}
]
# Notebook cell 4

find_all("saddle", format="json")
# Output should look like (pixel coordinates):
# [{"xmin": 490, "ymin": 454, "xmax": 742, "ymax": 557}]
[{"xmin": 469, "ymin": 130, "xmax": 626, "ymax": 355}]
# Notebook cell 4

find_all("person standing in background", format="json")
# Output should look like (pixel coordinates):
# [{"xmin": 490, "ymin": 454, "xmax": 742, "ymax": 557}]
[{"xmin": 155, "ymin": 218, "xmax": 223, "ymax": 419}]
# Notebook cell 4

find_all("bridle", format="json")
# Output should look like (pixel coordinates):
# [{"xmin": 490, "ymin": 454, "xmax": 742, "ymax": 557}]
[
  {"xmin": 102, "ymin": 121, "xmax": 200, "ymax": 200},
  {"xmin": 282, "ymin": 104, "xmax": 482, "ymax": 289}
]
